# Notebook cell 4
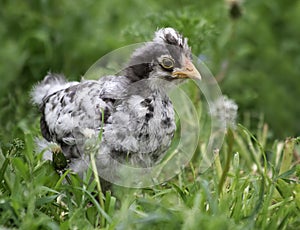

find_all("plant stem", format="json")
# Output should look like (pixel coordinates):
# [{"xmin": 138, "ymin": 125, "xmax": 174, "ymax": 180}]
[
  {"xmin": 218, "ymin": 128, "xmax": 234, "ymax": 194},
  {"xmin": 90, "ymin": 150, "xmax": 105, "ymax": 227}
]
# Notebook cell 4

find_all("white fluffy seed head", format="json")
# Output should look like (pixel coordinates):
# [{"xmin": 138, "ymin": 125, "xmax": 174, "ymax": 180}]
[{"xmin": 210, "ymin": 95, "xmax": 238, "ymax": 129}]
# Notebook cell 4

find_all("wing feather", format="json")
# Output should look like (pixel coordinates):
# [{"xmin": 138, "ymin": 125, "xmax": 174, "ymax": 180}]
[{"xmin": 40, "ymin": 76, "xmax": 130, "ymax": 156}]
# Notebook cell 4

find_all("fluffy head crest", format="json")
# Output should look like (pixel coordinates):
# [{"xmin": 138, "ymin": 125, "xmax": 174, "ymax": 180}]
[{"xmin": 153, "ymin": 27, "xmax": 190, "ymax": 52}]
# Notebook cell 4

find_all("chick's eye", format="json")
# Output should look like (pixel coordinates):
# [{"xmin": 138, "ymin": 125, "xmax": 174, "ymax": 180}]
[{"xmin": 161, "ymin": 57, "xmax": 174, "ymax": 70}]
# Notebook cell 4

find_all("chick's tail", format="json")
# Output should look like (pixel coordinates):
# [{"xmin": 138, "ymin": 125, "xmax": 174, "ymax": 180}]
[{"xmin": 31, "ymin": 72, "xmax": 77, "ymax": 107}]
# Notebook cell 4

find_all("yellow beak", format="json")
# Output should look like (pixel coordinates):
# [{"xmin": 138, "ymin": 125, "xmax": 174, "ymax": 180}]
[{"xmin": 172, "ymin": 56, "xmax": 201, "ymax": 80}]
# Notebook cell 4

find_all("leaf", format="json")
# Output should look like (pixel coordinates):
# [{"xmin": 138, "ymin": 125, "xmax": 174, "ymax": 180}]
[
  {"xmin": 276, "ymin": 179, "xmax": 293, "ymax": 199},
  {"xmin": 171, "ymin": 183, "xmax": 187, "ymax": 202},
  {"xmin": 105, "ymin": 191, "xmax": 116, "ymax": 217},
  {"xmin": 35, "ymin": 195, "xmax": 59, "ymax": 207},
  {"xmin": 24, "ymin": 133, "xmax": 35, "ymax": 164},
  {"xmin": 279, "ymin": 138, "xmax": 295, "ymax": 175},
  {"xmin": 68, "ymin": 208, "xmax": 94, "ymax": 230},
  {"xmin": 294, "ymin": 184, "xmax": 300, "ymax": 210},
  {"xmin": 11, "ymin": 157, "xmax": 29, "ymax": 181},
  {"xmin": 0, "ymin": 151, "xmax": 10, "ymax": 192}
]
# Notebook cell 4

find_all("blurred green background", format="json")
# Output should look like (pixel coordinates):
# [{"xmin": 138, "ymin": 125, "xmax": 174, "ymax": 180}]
[{"xmin": 0, "ymin": 0, "xmax": 299, "ymax": 142}]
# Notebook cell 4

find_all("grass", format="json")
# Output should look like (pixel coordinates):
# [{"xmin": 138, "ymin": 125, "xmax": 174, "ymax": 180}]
[{"xmin": 0, "ymin": 121, "xmax": 299, "ymax": 230}]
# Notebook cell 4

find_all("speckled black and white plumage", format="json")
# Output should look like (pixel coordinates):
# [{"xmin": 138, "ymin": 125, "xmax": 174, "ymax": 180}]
[{"xmin": 31, "ymin": 28, "xmax": 201, "ymax": 177}]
